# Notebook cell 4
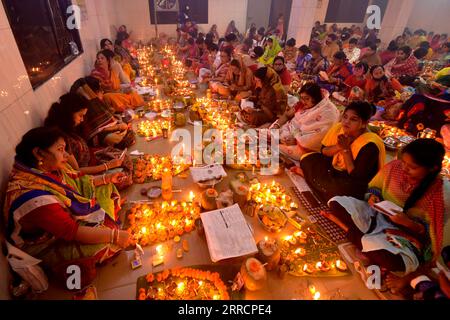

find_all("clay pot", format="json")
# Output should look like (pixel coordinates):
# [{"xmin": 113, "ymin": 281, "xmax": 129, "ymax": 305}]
[
  {"xmin": 240, "ymin": 258, "xmax": 267, "ymax": 291},
  {"xmin": 201, "ymin": 189, "xmax": 219, "ymax": 211}
]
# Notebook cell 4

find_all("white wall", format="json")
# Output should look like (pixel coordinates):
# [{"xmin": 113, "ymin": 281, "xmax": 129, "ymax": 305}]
[
  {"xmin": 406, "ymin": 0, "xmax": 450, "ymax": 35},
  {"xmin": 109, "ymin": 0, "xmax": 248, "ymax": 41},
  {"xmin": 0, "ymin": 0, "xmax": 116, "ymax": 300}
]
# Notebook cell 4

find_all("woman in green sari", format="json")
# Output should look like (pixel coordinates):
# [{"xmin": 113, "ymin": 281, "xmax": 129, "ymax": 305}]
[{"xmin": 259, "ymin": 36, "xmax": 282, "ymax": 65}]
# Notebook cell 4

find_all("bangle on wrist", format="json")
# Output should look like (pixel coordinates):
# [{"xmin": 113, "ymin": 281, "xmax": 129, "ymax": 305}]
[
  {"xmin": 110, "ymin": 229, "xmax": 114, "ymax": 244},
  {"xmin": 103, "ymin": 163, "xmax": 108, "ymax": 171},
  {"xmin": 102, "ymin": 174, "xmax": 107, "ymax": 185}
]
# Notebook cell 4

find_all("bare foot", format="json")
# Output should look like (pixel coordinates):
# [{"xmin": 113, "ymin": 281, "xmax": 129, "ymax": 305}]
[
  {"xmin": 320, "ymin": 211, "xmax": 349, "ymax": 233},
  {"xmin": 290, "ymin": 166, "xmax": 304, "ymax": 177},
  {"xmin": 385, "ymin": 273, "xmax": 409, "ymax": 295}
]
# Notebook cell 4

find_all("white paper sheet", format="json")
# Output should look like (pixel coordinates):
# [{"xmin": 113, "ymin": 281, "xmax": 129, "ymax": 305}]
[{"xmin": 201, "ymin": 204, "xmax": 257, "ymax": 263}]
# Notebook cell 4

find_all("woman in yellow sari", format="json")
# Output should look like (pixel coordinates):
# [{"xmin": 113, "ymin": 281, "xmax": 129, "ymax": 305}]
[
  {"xmin": 296, "ymin": 101, "xmax": 386, "ymax": 202},
  {"xmin": 91, "ymin": 50, "xmax": 143, "ymax": 113}
]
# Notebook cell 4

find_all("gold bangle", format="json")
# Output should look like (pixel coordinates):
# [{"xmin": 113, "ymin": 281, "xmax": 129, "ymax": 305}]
[
  {"xmin": 103, "ymin": 163, "xmax": 109, "ymax": 171},
  {"xmin": 102, "ymin": 174, "xmax": 107, "ymax": 185}
]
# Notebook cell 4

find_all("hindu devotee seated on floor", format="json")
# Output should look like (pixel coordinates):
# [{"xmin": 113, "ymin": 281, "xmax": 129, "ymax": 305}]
[
  {"xmin": 274, "ymin": 83, "xmax": 339, "ymax": 161},
  {"xmin": 240, "ymin": 66, "xmax": 287, "ymax": 127},
  {"xmin": 282, "ymin": 38, "xmax": 298, "ymax": 69},
  {"xmin": 2, "ymin": 0, "xmax": 450, "ymax": 303},
  {"xmin": 70, "ymin": 77, "xmax": 135, "ymax": 150},
  {"xmin": 220, "ymin": 58, "xmax": 254, "ymax": 100},
  {"xmin": 385, "ymin": 46, "xmax": 419, "ymax": 79},
  {"xmin": 326, "ymin": 139, "xmax": 449, "ymax": 294},
  {"xmin": 343, "ymin": 38, "xmax": 361, "ymax": 65},
  {"xmin": 358, "ymin": 43, "xmax": 382, "ymax": 68},
  {"xmin": 316, "ymin": 51, "xmax": 353, "ymax": 93},
  {"xmin": 4, "ymin": 127, "xmax": 134, "ymax": 272},
  {"xmin": 272, "ymin": 56, "xmax": 292, "ymax": 92},
  {"xmin": 295, "ymin": 45, "xmax": 312, "ymax": 74},
  {"xmin": 297, "ymin": 46, "xmax": 329, "ymax": 81},
  {"xmin": 91, "ymin": 50, "xmax": 144, "ymax": 112},
  {"xmin": 365, "ymin": 65, "xmax": 404, "ymax": 120},
  {"xmin": 259, "ymin": 36, "xmax": 282, "ymax": 66},
  {"xmin": 207, "ymin": 48, "xmax": 232, "ymax": 94},
  {"xmin": 296, "ymin": 101, "xmax": 386, "ymax": 202},
  {"xmin": 44, "ymin": 92, "xmax": 133, "ymax": 190},
  {"xmin": 100, "ymin": 39, "xmax": 131, "ymax": 84},
  {"xmin": 321, "ymin": 34, "xmax": 340, "ymax": 62}
]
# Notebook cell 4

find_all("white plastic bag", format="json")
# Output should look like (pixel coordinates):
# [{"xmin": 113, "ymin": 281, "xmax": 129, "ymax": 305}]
[{"xmin": 6, "ymin": 242, "xmax": 48, "ymax": 293}]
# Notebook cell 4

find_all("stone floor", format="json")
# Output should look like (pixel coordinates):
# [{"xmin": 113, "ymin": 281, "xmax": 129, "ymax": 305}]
[{"xmin": 36, "ymin": 104, "xmax": 400, "ymax": 301}]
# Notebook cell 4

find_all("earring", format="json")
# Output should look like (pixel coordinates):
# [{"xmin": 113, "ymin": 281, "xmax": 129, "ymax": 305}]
[{"xmin": 38, "ymin": 160, "xmax": 43, "ymax": 166}]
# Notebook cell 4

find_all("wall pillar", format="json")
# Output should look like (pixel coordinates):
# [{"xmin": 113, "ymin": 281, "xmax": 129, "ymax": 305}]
[
  {"xmin": 379, "ymin": 0, "xmax": 416, "ymax": 46},
  {"xmin": 287, "ymin": 0, "xmax": 319, "ymax": 46}
]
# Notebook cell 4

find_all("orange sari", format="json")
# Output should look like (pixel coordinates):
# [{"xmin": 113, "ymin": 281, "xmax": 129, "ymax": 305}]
[{"xmin": 91, "ymin": 67, "xmax": 143, "ymax": 112}]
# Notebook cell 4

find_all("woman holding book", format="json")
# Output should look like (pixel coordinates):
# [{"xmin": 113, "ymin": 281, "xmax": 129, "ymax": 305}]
[{"xmin": 326, "ymin": 139, "xmax": 449, "ymax": 293}]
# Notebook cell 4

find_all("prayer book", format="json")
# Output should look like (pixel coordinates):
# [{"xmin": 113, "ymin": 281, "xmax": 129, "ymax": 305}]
[
  {"xmin": 201, "ymin": 204, "xmax": 257, "ymax": 262},
  {"xmin": 373, "ymin": 201, "xmax": 403, "ymax": 217}
]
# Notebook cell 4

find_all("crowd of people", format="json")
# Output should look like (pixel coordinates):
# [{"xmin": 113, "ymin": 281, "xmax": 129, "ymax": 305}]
[{"xmin": 2, "ymin": 18, "xmax": 450, "ymax": 300}]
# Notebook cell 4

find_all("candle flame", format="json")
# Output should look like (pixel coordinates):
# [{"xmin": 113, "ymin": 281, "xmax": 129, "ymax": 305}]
[
  {"xmin": 177, "ymin": 282, "xmax": 185, "ymax": 294},
  {"xmin": 309, "ymin": 285, "xmax": 316, "ymax": 295}
]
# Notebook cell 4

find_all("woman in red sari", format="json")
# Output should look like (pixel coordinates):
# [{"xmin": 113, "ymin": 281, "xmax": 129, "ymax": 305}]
[{"xmin": 4, "ymin": 127, "xmax": 134, "ymax": 271}]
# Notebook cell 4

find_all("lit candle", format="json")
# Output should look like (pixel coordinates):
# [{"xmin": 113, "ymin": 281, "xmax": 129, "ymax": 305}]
[
  {"xmin": 161, "ymin": 168, "xmax": 173, "ymax": 201},
  {"xmin": 176, "ymin": 282, "xmax": 185, "ymax": 295},
  {"xmin": 335, "ymin": 260, "xmax": 348, "ymax": 272}
]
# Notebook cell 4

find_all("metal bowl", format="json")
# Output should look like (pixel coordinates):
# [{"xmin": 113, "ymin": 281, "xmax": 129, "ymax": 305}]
[{"xmin": 256, "ymin": 206, "xmax": 287, "ymax": 233}]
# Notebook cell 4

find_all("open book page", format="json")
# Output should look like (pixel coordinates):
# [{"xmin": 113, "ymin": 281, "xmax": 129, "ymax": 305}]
[
  {"xmin": 190, "ymin": 164, "xmax": 227, "ymax": 183},
  {"xmin": 373, "ymin": 201, "xmax": 403, "ymax": 217},
  {"xmin": 201, "ymin": 204, "xmax": 257, "ymax": 263}
]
